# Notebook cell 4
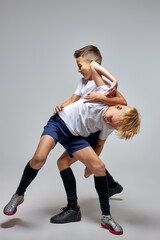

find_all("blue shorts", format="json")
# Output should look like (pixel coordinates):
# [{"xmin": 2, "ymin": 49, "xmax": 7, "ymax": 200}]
[{"xmin": 41, "ymin": 114, "xmax": 100, "ymax": 157}]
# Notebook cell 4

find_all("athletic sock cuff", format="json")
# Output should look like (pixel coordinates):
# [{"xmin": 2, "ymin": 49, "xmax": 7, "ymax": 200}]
[
  {"xmin": 60, "ymin": 168, "xmax": 72, "ymax": 177},
  {"xmin": 94, "ymin": 176, "xmax": 108, "ymax": 190}
]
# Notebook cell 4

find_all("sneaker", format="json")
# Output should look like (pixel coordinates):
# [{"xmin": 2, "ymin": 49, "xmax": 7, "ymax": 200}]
[
  {"xmin": 3, "ymin": 194, "xmax": 24, "ymax": 216},
  {"xmin": 101, "ymin": 215, "xmax": 123, "ymax": 235},
  {"xmin": 50, "ymin": 206, "xmax": 81, "ymax": 224},
  {"xmin": 109, "ymin": 183, "xmax": 123, "ymax": 198}
]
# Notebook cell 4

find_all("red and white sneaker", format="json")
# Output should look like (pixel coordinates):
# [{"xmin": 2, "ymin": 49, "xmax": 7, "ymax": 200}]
[
  {"xmin": 101, "ymin": 215, "xmax": 123, "ymax": 235},
  {"xmin": 3, "ymin": 193, "xmax": 24, "ymax": 216}
]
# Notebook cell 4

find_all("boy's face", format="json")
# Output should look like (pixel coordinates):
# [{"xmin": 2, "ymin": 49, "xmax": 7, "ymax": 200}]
[
  {"xmin": 76, "ymin": 56, "xmax": 92, "ymax": 80},
  {"xmin": 103, "ymin": 105, "xmax": 129, "ymax": 129}
]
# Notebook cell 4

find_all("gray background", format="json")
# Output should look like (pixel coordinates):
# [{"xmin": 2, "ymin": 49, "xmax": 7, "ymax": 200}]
[{"xmin": 0, "ymin": 0, "xmax": 160, "ymax": 240}]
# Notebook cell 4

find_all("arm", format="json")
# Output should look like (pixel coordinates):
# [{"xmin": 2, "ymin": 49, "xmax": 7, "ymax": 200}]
[
  {"xmin": 90, "ymin": 61, "xmax": 118, "ymax": 95},
  {"xmin": 94, "ymin": 138, "xmax": 106, "ymax": 156},
  {"xmin": 84, "ymin": 90, "xmax": 127, "ymax": 106},
  {"xmin": 53, "ymin": 94, "xmax": 80, "ymax": 115}
]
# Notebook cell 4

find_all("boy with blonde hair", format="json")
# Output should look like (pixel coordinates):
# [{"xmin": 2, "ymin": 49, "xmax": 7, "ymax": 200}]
[
  {"xmin": 50, "ymin": 61, "xmax": 140, "ymax": 235},
  {"xmin": 4, "ymin": 57, "xmax": 140, "ymax": 235}
]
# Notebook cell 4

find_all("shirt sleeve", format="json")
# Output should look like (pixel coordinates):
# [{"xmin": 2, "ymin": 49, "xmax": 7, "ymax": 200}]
[
  {"xmin": 99, "ymin": 128, "xmax": 113, "ymax": 140},
  {"xmin": 96, "ymin": 85, "xmax": 109, "ymax": 94},
  {"xmin": 74, "ymin": 78, "xmax": 84, "ymax": 96}
]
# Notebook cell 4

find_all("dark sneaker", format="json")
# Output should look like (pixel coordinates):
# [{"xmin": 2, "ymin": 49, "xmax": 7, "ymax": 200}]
[
  {"xmin": 3, "ymin": 194, "xmax": 24, "ymax": 216},
  {"xmin": 50, "ymin": 206, "xmax": 81, "ymax": 224},
  {"xmin": 109, "ymin": 183, "xmax": 123, "ymax": 198},
  {"xmin": 101, "ymin": 215, "xmax": 123, "ymax": 235}
]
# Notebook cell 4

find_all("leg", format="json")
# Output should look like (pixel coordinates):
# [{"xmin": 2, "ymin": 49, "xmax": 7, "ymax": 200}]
[
  {"xmin": 30, "ymin": 135, "xmax": 56, "ymax": 169},
  {"xmin": 57, "ymin": 150, "xmax": 77, "ymax": 171},
  {"xmin": 57, "ymin": 151, "xmax": 78, "ymax": 209},
  {"xmin": 50, "ymin": 151, "xmax": 81, "ymax": 224},
  {"xmin": 51, "ymin": 147, "xmax": 107, "ymax": 224},
  {"xmin": 84, "ymin": 131, "xmax": 123, "ymax": 196},
  {"xmin": 73, "ymin": 147, "xmax": 123, "ymax": 235},
  {"xmin": 16, "ymin": 135, "xmax": 56, "ymax": 195},
  {"xmin": 4, "ymin": 135, "xmax": 55, "ymax": 216},
  {"xmin": 73, "ymin": 146, "xmax": 110, "ymax": 214},
  {"xmin": 73, "ymin": 146, "xmax": 106, "ymax": 176}
]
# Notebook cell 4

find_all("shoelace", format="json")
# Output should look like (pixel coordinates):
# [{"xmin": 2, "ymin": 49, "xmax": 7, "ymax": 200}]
[{"xmin": 60, "ymin": 207, "xmax": 69, "ymax": 212}]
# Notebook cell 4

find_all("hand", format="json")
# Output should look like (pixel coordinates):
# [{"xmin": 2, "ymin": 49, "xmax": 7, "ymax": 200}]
[
  {"xmin": 105, "ymin": 82, "xmax": 118, "ymax": 97},
  {"xmin": 84, "ymin": 167, "xmax": 93, "ymax": 178},
  {"xmin": 84, "ymin": 92, "xmax": 102, "ymax": 103},
  {"xmin": 53, "ymin": 104, "xmax": 64, "ymax": 116}
]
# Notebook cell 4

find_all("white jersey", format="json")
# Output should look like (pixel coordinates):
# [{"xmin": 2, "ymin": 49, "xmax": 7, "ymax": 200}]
[
  {"xmin": 59, "ymin": 85, "xmax": 113, "ymax": 140},
  {"xmin": 74, "ymin": 76, "xmax": 112, "ymax": 98}
]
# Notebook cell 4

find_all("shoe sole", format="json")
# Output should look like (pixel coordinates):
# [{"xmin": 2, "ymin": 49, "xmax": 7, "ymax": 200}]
[
  {"xmin": 101, "ymin": 223, "xmax": 123, "ymax": 235},
  {"xmin": 50, "ymin": 219, "xmax": 81, "ymax": 224},
  {"xmin": 3, "ymin": 200, "xmax": 24, "ymax": 216}
]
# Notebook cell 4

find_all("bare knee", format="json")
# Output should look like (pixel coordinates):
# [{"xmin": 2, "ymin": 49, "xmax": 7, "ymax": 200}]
[
  {"xmin": 30, "ymin": 154, "xmax": 46, "ymax": 169},
  {"xmin": 92, "ymin": 162, "xmax": 106, "ymax": 176},
  {"xmin": 57, "ymin": 156, "xmax": 71, "ymax": 171},
  {"xmin": 57, "ymin": 154, "xmax": 77, "ymax": 171}
]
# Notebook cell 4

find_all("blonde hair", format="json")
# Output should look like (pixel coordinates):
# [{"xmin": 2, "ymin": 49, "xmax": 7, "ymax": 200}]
[{"xmin": 116, "ymin": 107, "xmax": 140, "ymax": 140}]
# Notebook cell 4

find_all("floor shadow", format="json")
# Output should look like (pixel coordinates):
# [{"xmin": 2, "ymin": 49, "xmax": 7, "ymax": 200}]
[
  {"xmin": 0, "ymin": 218, "xmax": 33, "ymax": 229},
  {"xmin": 122, "ymin": 209, "xmax": 160, "ymax": 229}
]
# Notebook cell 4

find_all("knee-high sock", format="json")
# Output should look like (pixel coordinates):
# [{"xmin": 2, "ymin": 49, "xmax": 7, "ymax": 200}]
[
  {"xmin": 60, "ymin": 168, "xmax": 78, "ymax": 210},
  {"xmin": 94, "ymin": 175, "xmax": 110, "ymax": 215},
  {"xmin": 16, "ymin": 161, "xmax": 39, "ymax": 196},
  {"xmin": 106, "ymin": 169, "xmax": 117, "ymax": 188}
]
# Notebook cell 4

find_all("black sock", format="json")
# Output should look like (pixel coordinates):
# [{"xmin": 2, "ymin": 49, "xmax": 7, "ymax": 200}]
[
  {"xmin": 94, "ymin": 175, "xmax": 110, "ymax": 215},
  {"xmin": 60, "ymin": 168, "xmax": 79, "ymax": 211},
  {"xmin": 16, "ymin": 161, "xmax": 39, "ymax": 196},
  {"xmin": 106, "ymin": 169, "xmax": 117, "ymax": 188}
]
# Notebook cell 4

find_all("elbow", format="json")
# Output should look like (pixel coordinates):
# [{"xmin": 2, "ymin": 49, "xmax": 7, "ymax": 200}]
[
  {"xmin": 117, "ymin": 97, "xmax": 127, "ymax": 106},
  {"xmin": 123, "ymin": 98, "xmax": 127, "ymax": 106}
]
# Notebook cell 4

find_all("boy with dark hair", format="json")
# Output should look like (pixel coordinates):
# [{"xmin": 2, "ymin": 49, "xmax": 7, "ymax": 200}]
[
  {"xmin": 54, "ymin": 45, "xmax": 126, "ymax": 200},
  {"xmin": 53, "ymin": 45, "xmax": 125, "ymax": 223}
]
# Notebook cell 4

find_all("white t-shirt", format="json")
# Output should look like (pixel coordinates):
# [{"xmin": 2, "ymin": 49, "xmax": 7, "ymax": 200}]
[
  {"xmin": 59, "ymin": 84, "xmax": 113, "ymax": 140},
  {"xmin": 74, "ymin": 76, "xmax": 112, "ymax": 98}
]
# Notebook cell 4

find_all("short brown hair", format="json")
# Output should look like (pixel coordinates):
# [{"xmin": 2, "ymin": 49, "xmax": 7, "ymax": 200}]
[
  {"xmin": 74, "ymin": 45, "xmax": 102, "ymax": 64},
  {"xmin": 116, "ymin": 107, "xmax": 141, "ymax": 140}
]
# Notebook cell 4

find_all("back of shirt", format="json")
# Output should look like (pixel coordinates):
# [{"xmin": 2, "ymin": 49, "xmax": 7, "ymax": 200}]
[{"xmin": 59, "ymin": 85, "xmax": 113, "ymax": 140}]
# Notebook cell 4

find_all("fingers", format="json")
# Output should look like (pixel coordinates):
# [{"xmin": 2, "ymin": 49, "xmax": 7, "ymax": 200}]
[
  {"xmin": 53, "ymin": 104, "xmax": 64, "ymax": 116},
  {"xmin": 84, "ymin": 93, "xmax": 91, "ymax": 99},
  {"xmin": 106, "ymin": 87, "xmax": 116, "ymax": 97},
  {"xmin": 84, "ymin": 167, "xmax": 93, "ymax": 178}
]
